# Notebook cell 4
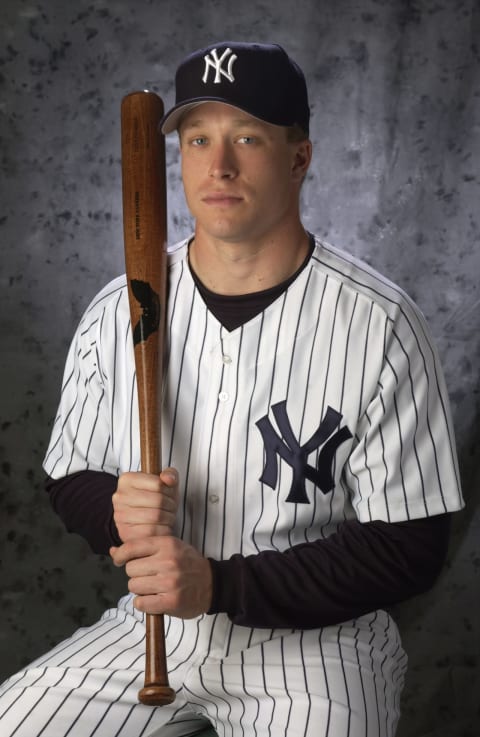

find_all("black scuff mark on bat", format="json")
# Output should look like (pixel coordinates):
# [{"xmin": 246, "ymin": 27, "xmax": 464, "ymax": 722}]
[{"xmin": 130, "ymin": 279, "xmax": 160, "ymax": 345}]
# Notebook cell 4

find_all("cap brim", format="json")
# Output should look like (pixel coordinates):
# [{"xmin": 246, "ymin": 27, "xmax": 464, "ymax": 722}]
[
  {"xmin": 160, "ymin": 101, "xmax": 208, "ymax": 134},
  {"xmin": 160, "ymin": 98, "xmax": 267, "ymax": 134}
]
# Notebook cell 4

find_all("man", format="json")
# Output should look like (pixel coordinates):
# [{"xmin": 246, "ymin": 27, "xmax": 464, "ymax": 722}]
[{"xmin": 0, "ymin": 41, "xmax": 464, "ymax": 737}]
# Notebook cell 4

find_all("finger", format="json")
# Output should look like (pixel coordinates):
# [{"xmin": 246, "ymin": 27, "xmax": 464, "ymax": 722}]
[
  {"xmin": 110, "ymin": 535, "xmax": 173, "ymax": 567},
  {"xmin": 128, "ymin": 573, "xmax": 167, "ymax": 596},
  {"xmin": 117, "ymin": 471, "xmax": 163, "ymax": 492},
  {"xmin": 114, "ymin": 504, "xmax": 175, "ymax": 525},
  {"xmin": 159, "ymin": 467, "xmax": 178, "ymax": 487},
  {"xmin": 133, "ymin": 593, "xmax": 170, "ymax": 615},
  {"xmin": 114, "ymin": 486, "xmax": 177, "ymax": 513},
  {"xmin": 109, "ymin": 539, "xmax": 153, "ymax": 567}
]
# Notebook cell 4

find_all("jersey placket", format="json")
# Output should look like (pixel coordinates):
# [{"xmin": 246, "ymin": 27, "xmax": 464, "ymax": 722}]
[{"xmin": 201, "ymin": 326, "xmax": 242, "ymax": 559}]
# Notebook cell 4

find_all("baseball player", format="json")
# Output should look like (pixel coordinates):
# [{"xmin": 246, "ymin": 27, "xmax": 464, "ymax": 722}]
[{"xmin": 0, "ymin": 42, "xmax": 464, "ymax": 737}]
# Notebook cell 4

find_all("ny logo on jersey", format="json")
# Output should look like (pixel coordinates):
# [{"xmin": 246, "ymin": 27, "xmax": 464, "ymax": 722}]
[
  {"xmin": 256, "ymin": 401, "xmax": 353, "ymax": 503},
  {"xmin": 202, "ymin": 47, "xmax": 237, "ymax": 84}
]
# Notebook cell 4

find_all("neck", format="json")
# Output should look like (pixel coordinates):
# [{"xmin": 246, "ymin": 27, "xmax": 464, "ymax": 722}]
[{"xmin": 188, "ymin": 224, "xmax": 310, "ymax": 296}]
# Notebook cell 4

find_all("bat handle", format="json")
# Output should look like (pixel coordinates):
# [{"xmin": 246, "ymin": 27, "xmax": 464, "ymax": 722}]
[{"xmin": 138, "ymin": 613, "xmax": 176, "ymax": 705}]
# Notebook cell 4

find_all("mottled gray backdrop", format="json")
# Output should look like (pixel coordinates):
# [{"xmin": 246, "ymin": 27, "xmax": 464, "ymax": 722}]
[{"xmin": 0, "ymin": 1, "xmax": 478, "ymax": 735}]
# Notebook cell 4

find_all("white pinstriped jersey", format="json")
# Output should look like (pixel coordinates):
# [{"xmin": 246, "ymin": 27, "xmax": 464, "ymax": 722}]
[{"xmin": 43, "ymin": 235, "xmax": 463, "ymax": 563}]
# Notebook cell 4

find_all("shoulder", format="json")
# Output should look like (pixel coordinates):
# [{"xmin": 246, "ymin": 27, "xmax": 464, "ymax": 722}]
[
  {"xmin": 76, "ymin": 275, "xmax": 129, "ymax": 335},
  {"xmin": 310, "ymin": 236, "xmax": 431, "ymax": 341},
  {"xmin": 77, "ymin": 238, "xmax": 191, "ymax": 331},
  {"xmin": 311, "ymin": 237, "xmax": 411, "ymax": 312}
]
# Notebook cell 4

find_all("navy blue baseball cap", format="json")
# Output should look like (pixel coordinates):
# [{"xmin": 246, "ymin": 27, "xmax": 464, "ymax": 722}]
[{"xmin": 160, "ymin": 41, "xmax": 310, "ymax": 136}]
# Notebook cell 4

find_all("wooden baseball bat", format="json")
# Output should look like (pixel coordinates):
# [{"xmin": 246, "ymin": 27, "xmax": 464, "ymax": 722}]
[{"xmin": 121, "ymin": 90, "xmax": 175, "ymax": 706}]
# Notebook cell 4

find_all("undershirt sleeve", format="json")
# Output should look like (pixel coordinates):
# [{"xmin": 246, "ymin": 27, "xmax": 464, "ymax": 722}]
[
  {"xmin": 45, "ymin": 470, "xmax": 451, "ymax": 627},
  {"xmin": 207, "ymin": 513, "xmax": 451, "ymax": 628},
  {"xmin": 45, "ymin": 470, "xmax": 121, "ymax": 554}
]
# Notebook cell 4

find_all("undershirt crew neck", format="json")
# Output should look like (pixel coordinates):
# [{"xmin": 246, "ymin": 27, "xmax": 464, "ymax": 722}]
[{"xmin": 189, "ymin": 233, "xmax": 316, "ymax": 331}]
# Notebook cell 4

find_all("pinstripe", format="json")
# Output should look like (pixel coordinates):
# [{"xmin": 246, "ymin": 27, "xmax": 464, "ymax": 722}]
[
  {"xmin": 381, "ymin": 616, "xmax": 397, "ymax": 737},
  {"xmin": 393, "ymin": 393, "xmax": 410, "ymax": 517},
  {"xmin": 201, "ymin": 353, "xmax": 225, "ymax": 554},
  {"xmin": 64, "ymin": 391, "xmax": 89, "ymax": 475},
  {"xmin": 240, "ymin": 647, "xmax": 260, "ymax": 737},
  {"xmin": 320, "ymin": 280, "xmax": 343, "ymax": 417},
  {"xmin": 239, "ymin": 311, "xmax": 263, "ymax": 556},
  {"xmin": 137, "ymin": 707, "xmax": 160, "ymax": 737},
  {"xmin": 390, "ymin": 329, "xmax": 427, "ymax": 511},
  {"xmin": 166, "ymin": 269, "xmax": 198, "ymax": 467},
  {"xmin": 259, "ymin": 641, "xmax": 274, "ymax": 737},
  {"xmin": 217, "ymin": 664, "xmax": 234, "ymax": 737},
  {"xmin": 352, "ymin": 620, "xmax": 369, "ymax": 737},
  {"xmin": 357, "ymin": 300, "xmax": 374, "ymax": 426},
  {"xmin": 298, "ymin": 631, "xmax": 312, "ymax": 735},
  {"xmin": 302, "ymin": 276, "xmax": 329, "ymax": 538},
  {"xmin": 279, "ymin": 637, "xmax": 293, "ymax": 734},
  {"xmin": 223, "ymin": 629, "xmax": 246, "ymax": 737},
  {"xmin": 192, "ymin": 619, "xmax": 233, "ymax": 733},
  {"xmin": 285, "ymin": 266, "xmax": 314, "ymax": 393},
  {"xmin": 318, "ymin": 279, "xmax": 344, "ymax": 535},
  {"xmin": 319, "ymin": 630, "xmax": 332, "ymax": 737},
  {"xmin": 84, "ymin": 386, "xmax": 105, "ymax": 470},
  {"xmin": 219, "ymin": 325, "xmax": 244, "ymax": 559},
  {"xmin": 337, "ymin": 624, "xmax": 352, "ymax": 737},
  {"xmin": 167, "ymin": 287, "xmax": 204, "ymax": 541},
  {"xmin": 47, "ymin": 364, "xmax": 80, "ymax": 476},
  {"xmin": 109, "ymin": 292, "xmax": 122, "ymax": 456},
  {"xmin": 254, "ymin": 291, "xmax": 288, "ymax": 550},
  {"xmin": 284, "ymin": 267, "xmax": 316, "ymax": 545}
]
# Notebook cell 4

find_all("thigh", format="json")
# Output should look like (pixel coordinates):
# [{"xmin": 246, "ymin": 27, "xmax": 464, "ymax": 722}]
[
  {"xmin": 0, "ymin": 596, "xmax": 185, "ymax": 737},
  {"xmin": 182, "ymin": 611, "xmax": 407, "ymax": 737}
]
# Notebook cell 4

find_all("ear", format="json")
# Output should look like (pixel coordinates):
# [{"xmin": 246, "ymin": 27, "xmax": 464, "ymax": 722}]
[{"xmin": 291, "ymin": 139, "xmax": 312, "ymax": 182}]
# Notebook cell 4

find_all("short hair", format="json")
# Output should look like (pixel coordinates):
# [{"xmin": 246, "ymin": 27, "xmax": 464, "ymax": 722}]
[{"xmin": 286, "ymin": 124, "xmax": 309, "ymax": 143}]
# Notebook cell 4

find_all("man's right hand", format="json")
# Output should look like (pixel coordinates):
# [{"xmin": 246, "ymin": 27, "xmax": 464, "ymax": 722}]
[{"xmin": 112, "ymin": 469, "xmax": 179, "ymax": 543}]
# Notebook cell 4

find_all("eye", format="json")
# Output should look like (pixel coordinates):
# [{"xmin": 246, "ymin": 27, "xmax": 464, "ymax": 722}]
[
  {"xmin": 237, "ymin": 135, "xmax": 256, "ymax": 145},
  {"xmin": 190, "ymin": 136, "xmax": 208, "ymax": 146}
]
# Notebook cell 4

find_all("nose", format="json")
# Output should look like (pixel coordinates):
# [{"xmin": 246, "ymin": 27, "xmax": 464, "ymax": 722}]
[{"xmin": 208, "ymin": 141, "xmax": 238, "ymax": 179}]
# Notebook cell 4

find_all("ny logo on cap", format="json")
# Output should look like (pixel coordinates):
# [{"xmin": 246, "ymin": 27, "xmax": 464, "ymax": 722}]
[{"xmin": 202, "ymin": 47, "xmax": 237, "ymax": 84}]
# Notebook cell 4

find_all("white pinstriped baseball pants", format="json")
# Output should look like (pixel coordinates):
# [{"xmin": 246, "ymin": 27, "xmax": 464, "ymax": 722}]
[{"xmin": 0, "ymin": 594, "xmax": 407, "ymax": 737}]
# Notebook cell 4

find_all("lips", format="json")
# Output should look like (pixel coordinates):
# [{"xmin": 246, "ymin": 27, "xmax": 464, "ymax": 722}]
[{"xmin": 201, "ymin": 192, "xmax": 243, "ymax": 206}]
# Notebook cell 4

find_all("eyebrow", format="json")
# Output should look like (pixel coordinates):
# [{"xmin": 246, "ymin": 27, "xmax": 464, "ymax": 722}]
[{"xmin": 180, "ymin": 116, "xmax": 268, "ymax": 131}]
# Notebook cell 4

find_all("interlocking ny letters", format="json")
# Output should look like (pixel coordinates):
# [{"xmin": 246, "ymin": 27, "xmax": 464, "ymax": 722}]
[
  {"xmin": 202, "ymin": 47, "xmax": 237, "ymax": 84},
  {"xmin": 256, "ymin": 401, "xmax": 353, "ymax": 503}
]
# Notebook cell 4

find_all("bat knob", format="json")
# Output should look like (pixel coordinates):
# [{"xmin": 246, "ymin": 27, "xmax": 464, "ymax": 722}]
[{"xmin": 138, "ymin": 684, "xmax": 176, "ymax": 706}]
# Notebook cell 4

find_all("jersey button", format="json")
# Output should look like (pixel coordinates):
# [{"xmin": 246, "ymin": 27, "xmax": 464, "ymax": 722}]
[
  {"xmin": 218, "ymin": 391, "xmax": 229, "ymax": 402},
  {"xmin": 209, "ymin": 494, "xmax": 219, "ymax": 504},
  {"xmin": 222, "ymin": 354, "xmax": 232, "ymax": 364}
]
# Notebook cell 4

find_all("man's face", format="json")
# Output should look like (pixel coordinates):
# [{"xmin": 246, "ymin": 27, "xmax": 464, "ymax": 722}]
[{"xmin": 178, "ymin": 102, "xmax": 311, "ymax": 247}]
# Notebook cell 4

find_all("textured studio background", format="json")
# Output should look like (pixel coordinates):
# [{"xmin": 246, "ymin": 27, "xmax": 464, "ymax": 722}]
[{"xmin": 0, "ymin": 1, "xmax": 479, "ymax": 735}]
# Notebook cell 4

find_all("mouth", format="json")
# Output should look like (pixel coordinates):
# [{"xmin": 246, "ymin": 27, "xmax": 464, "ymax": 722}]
[{"xmin": 201, "ymin": 192, "xmax": 243, "ymax": 207}]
